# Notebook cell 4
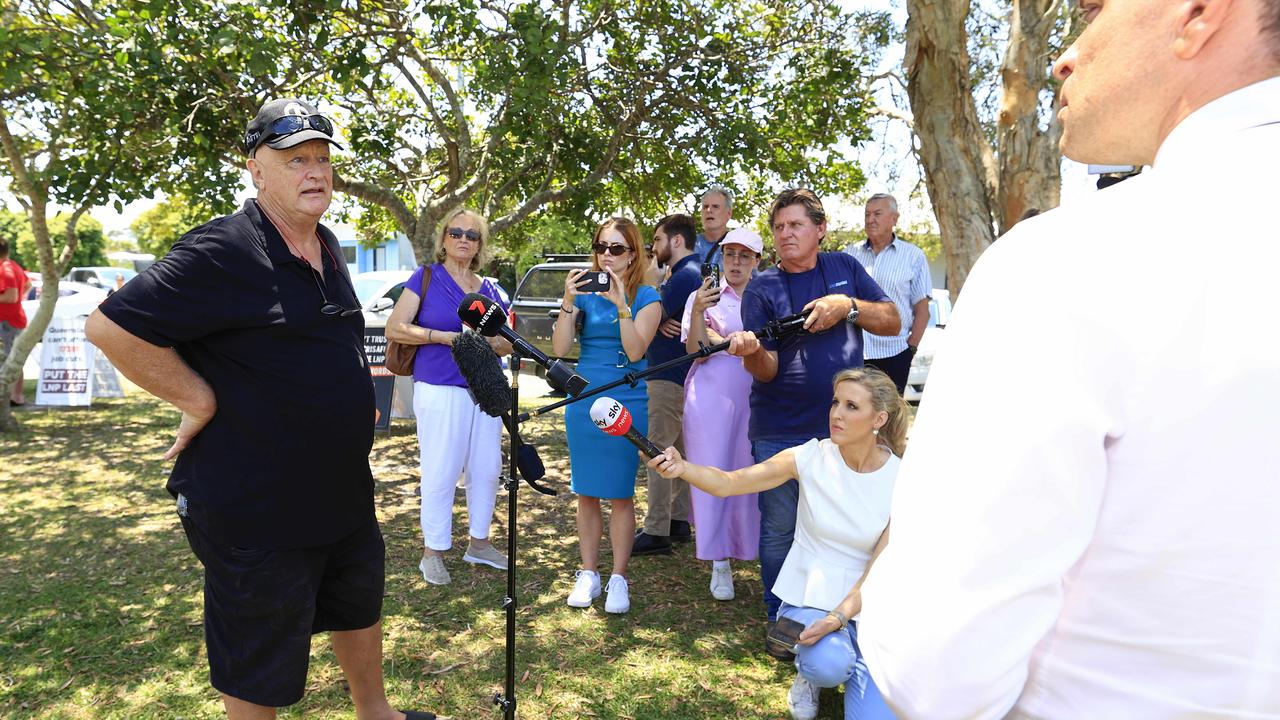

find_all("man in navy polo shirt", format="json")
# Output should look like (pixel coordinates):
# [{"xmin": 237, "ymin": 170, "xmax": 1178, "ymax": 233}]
[
  {"xmin": 86, "ymin": 99, "xmax": 433, "ymax": 720},
  {"xmin": 725, "ymin": 187, "xmax": 899, "ymax": 658},
  {"xmin": 633, "ymin": 213, "xmax": 704, "ymax": 556}
]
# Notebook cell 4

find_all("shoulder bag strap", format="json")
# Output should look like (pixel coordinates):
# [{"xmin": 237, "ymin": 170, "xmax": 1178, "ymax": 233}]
[{"xmin": 412, "ymin": 265, "xmax": 433, "ymax": 326}]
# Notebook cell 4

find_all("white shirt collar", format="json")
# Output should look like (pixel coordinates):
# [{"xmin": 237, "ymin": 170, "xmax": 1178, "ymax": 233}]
[{"xmin": 1155, "ymin": 75, "xmax": 1280, "ymax": 169}]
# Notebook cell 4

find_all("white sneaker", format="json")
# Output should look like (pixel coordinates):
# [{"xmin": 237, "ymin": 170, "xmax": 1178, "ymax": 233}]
[
  {"xmin": 463, "ymin": 543, "xmax": 509, "ymax": 570},
  {"xmin": 567, "ymin": 570, "xmax": 601, "ymax": 608},
  {"xmin": 604, "ymin": 574, "xmax": 630, "ymax": 614},
  {"xmin": 787, "ymin": 675, "xmax": 819, "ymax": 720},
  {"xmin": 710, "ymin": 560, "xmax": 735, "ymax": 601},
  {"xmin": 419, "ymin": 554, "xmax": 450, "ymax": 585}
]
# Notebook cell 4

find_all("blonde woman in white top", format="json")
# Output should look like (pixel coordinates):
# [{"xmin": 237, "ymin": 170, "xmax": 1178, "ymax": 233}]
[{"xmin": 648, "ymin": 367, "xmax": 907, "ymax": 720}]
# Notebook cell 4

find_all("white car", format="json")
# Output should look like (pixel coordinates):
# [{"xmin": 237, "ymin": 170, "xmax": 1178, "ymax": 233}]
[
  {"xmin": 903, "ymin": 289, "xmax": 952, "ymax": 404},
  {"xmin": 21, "ymin": 280, "xmax": 110, "ymax": 319},
  {"xmin": 351, "ymin": 270, "xmax": 414, "ymax": 328}
]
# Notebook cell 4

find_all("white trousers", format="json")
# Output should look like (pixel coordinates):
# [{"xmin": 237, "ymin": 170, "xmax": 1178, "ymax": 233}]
[{"xmin": 413, "ymin": 382, "xmax": 502, "ymax": 551}]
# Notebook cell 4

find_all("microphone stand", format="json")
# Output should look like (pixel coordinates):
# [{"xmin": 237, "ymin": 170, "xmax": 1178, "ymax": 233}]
[
  {"xmin": 487, "ymin": 309, "xmax": 812, "ymax": 715},
  {"xmin": 494, "ymin": 351, "xmax": 554, "ymax": 720},
  {"xmin": 520, "ymin": 310, "xmax": 812, "ymax": 422}
]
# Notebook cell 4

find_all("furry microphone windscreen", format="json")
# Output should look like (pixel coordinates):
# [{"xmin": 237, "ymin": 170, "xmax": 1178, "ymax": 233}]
[{"xmin": 450, "ymin": 330, "xmax": 512, "ymax": 417}]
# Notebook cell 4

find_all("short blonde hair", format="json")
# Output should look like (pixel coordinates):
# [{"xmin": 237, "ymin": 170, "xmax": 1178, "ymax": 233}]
[{"xmin": 432, "ymin": 208, "xmax": 491, "ymax": 272}]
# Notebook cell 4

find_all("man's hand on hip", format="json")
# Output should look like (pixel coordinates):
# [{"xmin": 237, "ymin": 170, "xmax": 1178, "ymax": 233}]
[
  {"xmin": 802, "ymin": 294, "xmax": 854, "ymax": 332},
  {"xmin": 163, "ymin": 404, "xmax": 216, "ymax": 461}
]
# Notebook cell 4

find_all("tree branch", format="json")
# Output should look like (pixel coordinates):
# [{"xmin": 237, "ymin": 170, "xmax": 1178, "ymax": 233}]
[
  {"xmin": 0, "ymin": 108, "xmax": 42, "ymax": 202},
  {"xmin": 490, "ymin": 98, "xmax": 649, "ymax": 234},
  {"xmin": 334, "ymin": 171, "xmax": 417, "ymax": 239},
  {"xmin": 868, "ymin": 105, "xmax": 914, "ymax": 127}
]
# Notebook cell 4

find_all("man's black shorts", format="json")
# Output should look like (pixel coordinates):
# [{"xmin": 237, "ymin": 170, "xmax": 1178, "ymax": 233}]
[{"xmin": 180, "ymin": 513, "xmax": 385, "ymax": 707}]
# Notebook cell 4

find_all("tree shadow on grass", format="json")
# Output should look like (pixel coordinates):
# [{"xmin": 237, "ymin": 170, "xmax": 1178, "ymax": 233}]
[{"xmin": 2, "ymin": 395, "xmax": 841, "ymax": 719}]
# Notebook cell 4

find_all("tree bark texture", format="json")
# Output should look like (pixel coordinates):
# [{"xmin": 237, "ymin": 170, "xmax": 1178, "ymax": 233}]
[
  {"xmin": 905, "ymin": 0, "xmax": 998, "ymax": 295},
  {"xmin": 997, "ymin": 0, "xmax": 1063, "ymax": 234}
]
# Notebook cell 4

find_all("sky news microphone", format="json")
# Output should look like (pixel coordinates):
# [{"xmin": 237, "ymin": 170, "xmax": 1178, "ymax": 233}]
[
  {"xmin": 450, "ymin": 329, "xmax": 512, "ymax": 417},
  {"xmin": 458, "ymin": 292, "xmax": 588, "ymax": 396},
  {"xmin": 589, "ymin": 396, "xmax": 664, "ymax": 459}
]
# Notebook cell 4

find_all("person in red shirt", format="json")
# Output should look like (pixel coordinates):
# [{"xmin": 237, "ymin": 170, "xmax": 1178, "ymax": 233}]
[{"xmin": 0, "ymin": 236, "xmax": 31, "ymax": 405}]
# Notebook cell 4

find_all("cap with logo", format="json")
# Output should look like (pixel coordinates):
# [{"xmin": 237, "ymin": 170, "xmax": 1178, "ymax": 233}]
[{"xmin": 243, "ymin": 98, "xmax": 344, "ymax": 156}]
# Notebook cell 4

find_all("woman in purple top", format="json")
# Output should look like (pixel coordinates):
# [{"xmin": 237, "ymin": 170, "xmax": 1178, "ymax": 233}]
[
  {"xmin": 386, "ymin": 208, "xmax": 512, "ymax": 586},
  {"xmin": 680, "ymin": 228, "xmax": 764, "ymax": 602}
]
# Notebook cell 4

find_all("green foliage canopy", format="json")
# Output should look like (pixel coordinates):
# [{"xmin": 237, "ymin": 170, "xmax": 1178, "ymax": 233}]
[{"xmin": 35, "ymin": 0, "xmax": 889, "ymax": 263}]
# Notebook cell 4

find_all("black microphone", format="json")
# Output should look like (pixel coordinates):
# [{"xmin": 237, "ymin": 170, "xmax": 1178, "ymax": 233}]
[
  {"xmin": 589, "ymin": 396, "xmax": 664, "ymax": 459},
  {"xmin": 458, "ymin": 293, "xmax": 589, "ymax": 396},
  {"xmin": 450, "ymin": 329, "xmax": 513, "ymax": 417}
]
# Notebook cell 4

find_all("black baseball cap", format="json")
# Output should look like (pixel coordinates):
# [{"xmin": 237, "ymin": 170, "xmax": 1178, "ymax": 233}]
[{"xmin": 243, "ymin": 98, "xmax": 344, "ymax": 156}]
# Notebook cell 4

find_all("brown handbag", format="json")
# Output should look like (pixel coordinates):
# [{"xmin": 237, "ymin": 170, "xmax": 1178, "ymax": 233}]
[{"xmin": 385, "ymin": 265, "xmax": 432, "ymax": 376}]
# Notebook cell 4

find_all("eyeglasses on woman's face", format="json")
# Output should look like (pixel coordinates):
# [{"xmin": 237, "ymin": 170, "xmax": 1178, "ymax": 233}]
[
  {"xmin": 447, "ymin": 227, "xmax": 482, "ymax": 242},
  {"xmin": 592, "ymin": 242, "xmax": 630, "ymax": 256},
  {"xmin": 723, "ymin": 251, "xmax": 758, "ymax": 263}
]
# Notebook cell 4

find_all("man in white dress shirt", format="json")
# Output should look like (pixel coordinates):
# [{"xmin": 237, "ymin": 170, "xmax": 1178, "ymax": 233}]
[
  {"xmin": 858, "ymin": 0, "xmax": 1280, "ymax": 718},
  {"xmin": 845, "ymin": 194, "xmax": 932, "ymax": 393}
]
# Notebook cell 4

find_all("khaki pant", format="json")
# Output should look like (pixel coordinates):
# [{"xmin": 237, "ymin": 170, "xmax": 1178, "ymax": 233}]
[{"xmin": 642, "ymin": 379, "xmax": 690, "ymax": 535}]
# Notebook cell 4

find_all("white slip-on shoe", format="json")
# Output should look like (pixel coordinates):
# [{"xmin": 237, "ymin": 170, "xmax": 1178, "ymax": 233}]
[
  {"xmin": 604, "ymin": 574, "xmax": 630, "ymax": 614},
  {"xmin": 567, "ymin": 569, "xmax": 601, "ymax": 608},
  {"xmin": 463, "ymin": 543, "xmax": 509, "ymax": 570},
  {"xmin": 710, "ymin": 560, "xmax": 735, "ymax": 601},
  {"xmin": 787, "ymin": 674, "xmax": 820, "ymax": 720},
  {"xmin": 419, "ymin": 554, "xmax": 451, "ymax": 585}
]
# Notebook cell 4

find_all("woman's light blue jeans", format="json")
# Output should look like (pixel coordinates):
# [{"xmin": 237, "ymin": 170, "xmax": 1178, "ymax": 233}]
[{"xmin": 779, "ymin": 603, "xmax": 896, "ymax": 720}]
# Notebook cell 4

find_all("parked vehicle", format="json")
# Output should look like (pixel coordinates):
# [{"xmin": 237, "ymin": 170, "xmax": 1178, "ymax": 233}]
[
  {"xmin": 22, "ymin": 280, "xmax": 109, "ymax": 319},
  {"xmin": 65, "ymin": 266, "xmax": 137, "ymax": 289},
  {"xmin": 510, "ymin": 258, "xmax": 590, "ymax": 365},
  {"xmin": 903, "ymin": 288, "xmax": 952, "ymax": 404},
  {"xmin": 353, "ymin": 268, "xmax": 509, "ymax": 330},
  {"xmin": 351, "ymin": 269, "xmax": 414, "ymax": 329}
]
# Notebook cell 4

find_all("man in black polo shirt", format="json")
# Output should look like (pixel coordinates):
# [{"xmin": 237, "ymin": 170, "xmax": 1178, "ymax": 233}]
[{"xmin": 86, "ymin": 99, "xmax": 433, "ymax": 720}]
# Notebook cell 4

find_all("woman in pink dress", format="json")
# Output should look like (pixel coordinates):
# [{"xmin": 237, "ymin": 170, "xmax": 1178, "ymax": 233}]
[{"xmin": 680, "ymin": 228, "xmax": 764, "ymax": 601}]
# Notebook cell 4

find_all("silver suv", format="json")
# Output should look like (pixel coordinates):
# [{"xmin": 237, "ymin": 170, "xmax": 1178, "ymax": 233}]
[{"xmin": 511, "ymin": 258, "xmax": 589, "ymax": 364}]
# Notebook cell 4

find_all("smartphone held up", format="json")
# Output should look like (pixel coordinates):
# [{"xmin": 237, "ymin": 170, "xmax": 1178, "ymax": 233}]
[{"xmin": 576, "ymin": 271, "xmax": 612, "ymax": 293}]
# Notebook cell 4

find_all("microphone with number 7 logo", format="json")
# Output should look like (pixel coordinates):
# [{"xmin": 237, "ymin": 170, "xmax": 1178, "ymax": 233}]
[{"xmin": 589, "ymin": 396, "xmax": 664, "ymax": 459}]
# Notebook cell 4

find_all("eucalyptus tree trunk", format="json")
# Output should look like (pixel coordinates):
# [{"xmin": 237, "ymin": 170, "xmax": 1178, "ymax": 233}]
[
  {"xmin": 997, "ymin": 0, "xmax": 1064, "ymax": 234},
  {"xmin": 903, "ymin": 0, "xmax": 1066, "ymax": 294},
  {"xmin": 904, "ymin": 0, "xmax": 998, "ymax": 295}
]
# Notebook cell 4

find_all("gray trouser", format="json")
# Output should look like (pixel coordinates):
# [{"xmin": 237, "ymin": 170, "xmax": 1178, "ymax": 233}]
[{"xmin": 642, "ymin": 379, "xmax": 690, "ymax": 535}]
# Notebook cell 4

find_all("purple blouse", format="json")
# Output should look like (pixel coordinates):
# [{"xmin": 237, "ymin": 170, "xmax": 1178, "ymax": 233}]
[{"xmin": 407, "ymin": 263, "xmax": 508, "ymax": 387}]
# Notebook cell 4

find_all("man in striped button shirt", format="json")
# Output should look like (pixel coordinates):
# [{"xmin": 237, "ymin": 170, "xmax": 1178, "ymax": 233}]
[{"xmin": 845, "ymin": 194, "xmax": 932, "ymax": 393}]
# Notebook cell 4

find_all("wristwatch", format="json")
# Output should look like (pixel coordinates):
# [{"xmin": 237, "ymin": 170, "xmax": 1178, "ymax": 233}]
[
  {"xmin": 617, "ymin": 306, "xmax": 633, "ymax": 320},
  {"xmin": 845, "ymin": 302, "xmax": 859, "ymax": 325}
]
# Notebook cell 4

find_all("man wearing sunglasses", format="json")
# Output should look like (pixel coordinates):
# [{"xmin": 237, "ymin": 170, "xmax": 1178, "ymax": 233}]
[{"xmin": 86, "ymin": 98, "xmax": 434, "ymax": 720}]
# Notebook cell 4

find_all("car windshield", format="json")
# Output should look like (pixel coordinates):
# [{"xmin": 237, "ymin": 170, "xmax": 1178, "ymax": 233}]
[
  {"xmin": 353, "ymin": 278, "xmax": 390, "ymax": 306},
  {"xmin": 518, "ymin": 267, "xmax": 574, "ymax": 301}
]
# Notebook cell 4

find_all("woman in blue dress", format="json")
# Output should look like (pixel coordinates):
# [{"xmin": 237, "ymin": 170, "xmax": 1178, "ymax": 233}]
[{"xmin": 552, "ymin": 217, "xmax": 661, "ymax": 615}]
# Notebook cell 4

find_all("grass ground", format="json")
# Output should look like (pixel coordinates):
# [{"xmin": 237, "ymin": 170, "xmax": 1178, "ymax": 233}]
[{"xmin": 0, "ymin": 379, "xmax": 847, "ymax": 719}]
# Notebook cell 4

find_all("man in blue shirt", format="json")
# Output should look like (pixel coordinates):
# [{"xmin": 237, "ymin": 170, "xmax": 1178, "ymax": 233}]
[
  {"xmin": 693, "ymin": 186, "xmax": 733, "ymax": 271},
  {"xmin": 726, "ymin": 188, "xmax": 899, "ymax": 657},
  {"xmin": 634, "ymin": 214, "xmax": 705, "ymax": 556}
]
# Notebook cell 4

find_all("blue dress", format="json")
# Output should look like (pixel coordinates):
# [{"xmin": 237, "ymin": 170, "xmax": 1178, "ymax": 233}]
[{"xmin": 565, "ymin": 287, "xmax": 660, "ymax": 498}]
